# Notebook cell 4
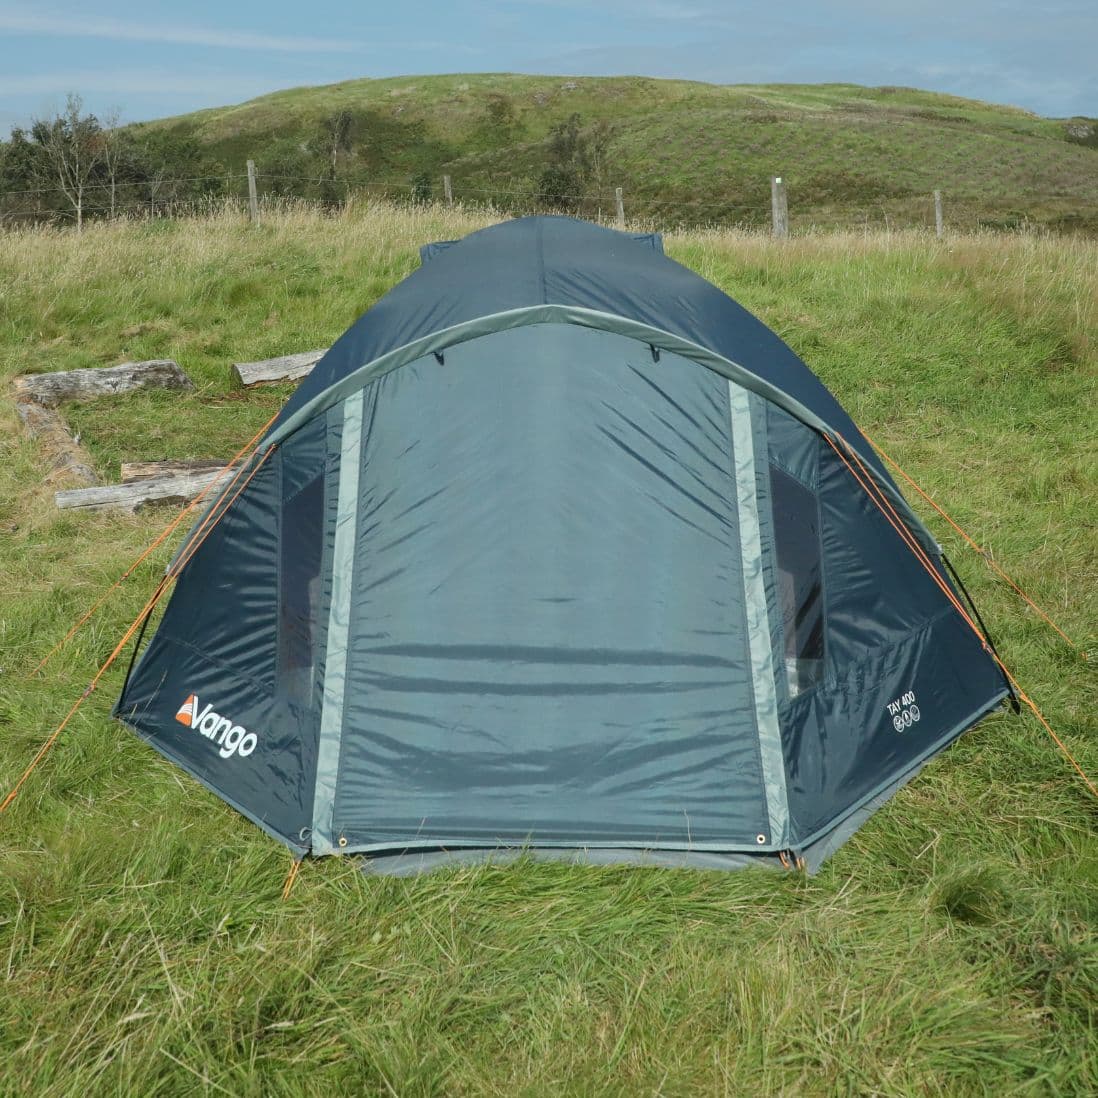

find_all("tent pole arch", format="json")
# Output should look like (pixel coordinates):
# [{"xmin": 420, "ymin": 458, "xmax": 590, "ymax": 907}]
[{"xmin": 257, "ymin": 305, "xmax": 942, "ymax": 558}]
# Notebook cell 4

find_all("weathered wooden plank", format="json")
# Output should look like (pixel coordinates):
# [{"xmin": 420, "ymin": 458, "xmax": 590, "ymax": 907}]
[
  {"xmin": 231, "ymin": 349, "xmax": 326, "ymax": 388},
  {"xmin": 14, "ymin": 400, "xmax": 98, "ymax": 485},
  {"xmin": 121, "ymin": 459, "xmax": 225, "ymax": 482},
  {"xmin": 13, "ymin": 359, "xmax": 193, "ymax": 408},
  {"xmin": 55, "ymin": 469, "xmax": 222, "ymax": 513}
]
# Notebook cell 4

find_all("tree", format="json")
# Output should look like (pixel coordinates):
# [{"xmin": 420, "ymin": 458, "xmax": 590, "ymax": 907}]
[
  {"xmin": 257, "ymin": 148, "xmax": 313, "ymax": 198},
  {"xmin": 0, "ymin": 127, "xmax": 42, "ymax": 189},
  {"xmin": 547, "ymin": 113, "xmax": 589, "ymax": 177},
  {"xmin": 411, "ymin": 171, "xmax": 433, "ymax": 204},
  {"xmin": 100, "ymin": 108, "xmax": 124, "ymax": 218},
  {"xmin": 587, "ymin": 120, "xmax": 615, "ymax": 193},
  {"xmin": 536, "ymin": 113, "xmax": 613, "ymax": 212},
  {"xmin": 321, "ymin": 109, "xmax": 354, "ymax": 179},
  {"xmin": 0, "ymin": 127, "xmax": 48, "ymax": 223},
  {"xmin": 311, "ymin": 109, "xmax": 355, "ymax": 210},
  {"xmin": 147, "ymin": 165, "xmax": 168, "ymax": 218},
  {"xmin": 537, "ymin": 165, "xmax": 581, "ymax": 211},
  {"xmin": 34, "ymin": 93, "xmax": 106, "ymax": 230},
  {"xmin": 133, "ymin": 130, "xmax": 227, "ymax": 206}
]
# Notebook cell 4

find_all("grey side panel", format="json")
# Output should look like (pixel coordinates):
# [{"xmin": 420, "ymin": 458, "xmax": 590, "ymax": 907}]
[
  {"xmin": 121, "ymin": 726, "xmax": 310, "ymax": 857},
  {"xmin": 728, "ymin": 383, "xmax": 789, "ymax": 847},
  {"xmin": 782, "ymin": 609, "xmax": 1010, "ymax": 846},
  {"xmin": 310, "ymin": 392, "xmax": 364, "ymax": 854},
  {"xmin": 795, "ymin": 687, "xmax": 1007, "ymax": 869},
  {"xmin": 333, "ymin": 324, "xmax": 771, "ymax": 851},
  {"xmin": 771, "ymin": 420, "xmax": 1010, "ymax": 846},
  {"xmin": 116, "ymin": 452, "xmax": 317, "ymax": 849}
]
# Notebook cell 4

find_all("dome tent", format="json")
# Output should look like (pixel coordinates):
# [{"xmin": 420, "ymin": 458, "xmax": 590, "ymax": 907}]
[{"xmin": 115, "ymin": 216, "xmax": 1010, "ymax": 872}]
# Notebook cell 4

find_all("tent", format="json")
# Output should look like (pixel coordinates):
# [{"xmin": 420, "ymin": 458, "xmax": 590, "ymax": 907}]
[{"xmin": 116, "ymin": 216, "xmax": 1011, "ymax": 872}]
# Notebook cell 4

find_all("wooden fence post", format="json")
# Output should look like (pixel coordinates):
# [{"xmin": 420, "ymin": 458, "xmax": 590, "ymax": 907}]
[
  {"xmin": 246, "ymin": 159, "xmax": 259, "ymax": 224},
  {"xmin": 770, "ymin": 176, "xmax": 789, "ymax": 238},
  {"xmin": 934, "ymin": 189, "xmax": 944, "ymax": 239},
  {"xmin": 614, "ymin": 186, "xmax": 625, "ymax": 229},
  {"xmin": 443, "ymin": 174, "xmax": 453, "ymax": 206}
]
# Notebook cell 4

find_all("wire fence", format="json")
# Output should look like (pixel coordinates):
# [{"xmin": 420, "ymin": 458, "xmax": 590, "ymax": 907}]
[{"xmin": 1, "ymin": 168, "xmax": 1093, "ymax": 235}]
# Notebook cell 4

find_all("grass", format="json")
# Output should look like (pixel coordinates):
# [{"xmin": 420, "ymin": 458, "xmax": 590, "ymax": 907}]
[
  {"xmin": 126, "ymin": 75, "xmax": 1098, "ymax": 233},
  {"xmin": 0, "ymin": 205, "xmax": 1095, "ymax": 1095}
]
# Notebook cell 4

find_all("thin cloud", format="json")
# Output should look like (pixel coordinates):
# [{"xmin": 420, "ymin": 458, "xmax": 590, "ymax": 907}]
[
  {"xmin": 0, "ymin": 70, "xmax": 290, "ymax": 99},
  {"xmin": 0, "ymin": 9, "xmax": 362, "ymax": 53}
]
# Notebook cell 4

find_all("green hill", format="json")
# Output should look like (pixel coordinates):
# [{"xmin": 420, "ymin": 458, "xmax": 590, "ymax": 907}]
[{"xmin": 126, "ymin": 74, "xmax": 1098, "ymax": 232}]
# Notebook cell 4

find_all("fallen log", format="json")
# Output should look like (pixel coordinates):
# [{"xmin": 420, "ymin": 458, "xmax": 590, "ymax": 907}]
[
  {"xmin": 232, "ymin": 349, "xmax": 326, "ymax": 388},
  {"xmin": 14, "ymin": 400, "xmax": 98, "ymax": 486},
  {"xmin": 55, "ymin": 469, "xmax": 222, "ymax": 513},
  {"xmin": 121, "ymin": 459, "xmax": 225, "ymax": 483},
  {"xmin": 13, "ymin": 359, "xmax": 193, "ymax": 408}
]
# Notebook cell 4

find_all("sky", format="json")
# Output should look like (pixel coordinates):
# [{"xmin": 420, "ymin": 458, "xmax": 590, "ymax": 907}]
[{"xmin": 0, "ymin": 0, "xmax": 1094, "ymax": 136}]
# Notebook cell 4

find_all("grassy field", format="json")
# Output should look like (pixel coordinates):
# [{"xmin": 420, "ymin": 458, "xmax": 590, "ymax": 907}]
[
  {"xmin": 126, "ymin": 75, "xmax": 1098, "ymax": 232},
  {"xmin": 0, "ymin": 206, "xmax": 1095, "ymax": 1095}
]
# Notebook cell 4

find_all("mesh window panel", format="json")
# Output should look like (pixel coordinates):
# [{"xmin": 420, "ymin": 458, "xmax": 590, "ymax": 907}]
[
  {"xmin": 278, "ymin": 473, "xmax": 325, "ymax": 706},
  {"xmin": 770, "ymin": 462, "xmax": 825, "ymax": 695}
]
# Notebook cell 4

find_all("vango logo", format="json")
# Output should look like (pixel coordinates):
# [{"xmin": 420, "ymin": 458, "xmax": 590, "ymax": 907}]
[{"xmin": 175, "ymin": 693, "xmax": 258, "ymax": 759}]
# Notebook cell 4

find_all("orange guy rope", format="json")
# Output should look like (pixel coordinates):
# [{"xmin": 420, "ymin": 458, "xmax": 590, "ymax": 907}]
[
  {"xmin": 166, "ymin": 446, "xmax": 275, "ymax": 579},
  {"xmin": 33, "ymin": 410, "xmax": 281, "ymax": 675},
  {"xmin": 2, "ymin": 445, "xmax": 277, "ymax": 815},
  {"xmin": 1, "ymin": 574, "xmax": 171, "ymax": 814},
  {"xmin": 281, "ymin": 858, "xmax": 303, "ymax": 900},
  {"xmin": 860, "ymin": 429, "xmax": 1083, "ymax": 655},
  {"xmin": 824, "ymin": 437, "xmax": 989, "ymax": 646},
  {"xmin": 827, "ymin": 434, "xmax": 1096, "ymax": 800}
]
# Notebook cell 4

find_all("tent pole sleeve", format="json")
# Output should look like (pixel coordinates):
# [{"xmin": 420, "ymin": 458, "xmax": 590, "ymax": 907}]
[
  {"xmin": 310, "ymin": 391, "xmax": 365, "ymax": 854},
  {"xmin": 729, "ymin": 382, "xmax": 790, "ymax": 847}
]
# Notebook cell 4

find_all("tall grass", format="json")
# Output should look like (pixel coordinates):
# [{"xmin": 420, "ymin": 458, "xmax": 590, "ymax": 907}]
[{"xmin": 0, "ymin": 205, "xmax": 1095, "ymax": 1095}]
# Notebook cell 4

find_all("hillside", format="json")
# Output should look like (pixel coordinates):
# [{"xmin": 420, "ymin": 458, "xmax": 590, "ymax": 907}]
[{"xmin": 127, "ymin": 74, "xmax": 1098, "ymax": 231}]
